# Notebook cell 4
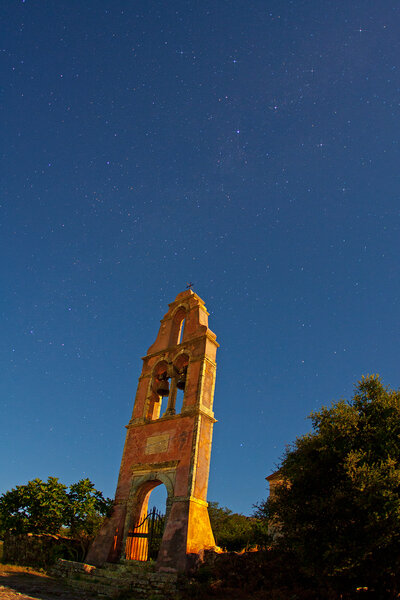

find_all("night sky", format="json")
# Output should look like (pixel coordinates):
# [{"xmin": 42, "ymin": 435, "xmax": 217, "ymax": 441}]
[{"xmin": 2, "ymin": 1, "xmax": 400, "ymax": 515}]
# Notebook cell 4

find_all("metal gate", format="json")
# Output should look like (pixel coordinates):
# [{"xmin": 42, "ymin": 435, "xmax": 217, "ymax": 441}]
[{"xmin": 125, "ymin": 507, "xmax": 165, "ymax": 561}]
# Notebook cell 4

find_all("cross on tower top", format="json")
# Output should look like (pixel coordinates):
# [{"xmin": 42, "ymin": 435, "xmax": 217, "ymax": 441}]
[{"xmin": 186, "ymin": 281, "xmax": 194, "ymax": 290}]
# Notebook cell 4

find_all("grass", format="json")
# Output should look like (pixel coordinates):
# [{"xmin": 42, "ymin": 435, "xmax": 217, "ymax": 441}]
[{"xmin": 0, "ymin": 563, "xmax": 49, "ymax": 577}]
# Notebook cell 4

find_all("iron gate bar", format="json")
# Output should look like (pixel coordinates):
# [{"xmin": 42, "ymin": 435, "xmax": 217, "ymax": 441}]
[{"xmin": 125, "ymin": 507, "xmax": 165, "ymax": 561}]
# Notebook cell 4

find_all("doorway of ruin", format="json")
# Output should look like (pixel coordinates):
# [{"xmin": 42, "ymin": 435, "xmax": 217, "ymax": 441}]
[{"xmin": 123, "ymin": 480, "xmax": 169, "ymax": 562}]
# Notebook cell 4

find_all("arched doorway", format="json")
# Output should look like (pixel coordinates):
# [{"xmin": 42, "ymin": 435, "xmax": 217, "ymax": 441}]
[{"xmin": 125, "ymin": 480, "xmax": 168, "ymax": 562}]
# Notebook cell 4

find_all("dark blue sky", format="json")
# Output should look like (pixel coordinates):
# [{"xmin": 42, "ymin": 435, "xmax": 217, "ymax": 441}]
[{"xmin": 2, "ymin": 1, "xmax": 399, "ymax": 515}]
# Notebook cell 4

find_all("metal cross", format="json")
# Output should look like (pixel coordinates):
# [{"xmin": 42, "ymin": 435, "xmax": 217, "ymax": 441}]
[{"xmin": 186, "ymin": 282, "xmax": 194, "ymax": 290}]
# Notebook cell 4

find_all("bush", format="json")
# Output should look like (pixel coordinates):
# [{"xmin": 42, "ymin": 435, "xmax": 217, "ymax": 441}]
[{"xmin": 208, "ymin": 501, "xmax": 258, "ymax": 551}]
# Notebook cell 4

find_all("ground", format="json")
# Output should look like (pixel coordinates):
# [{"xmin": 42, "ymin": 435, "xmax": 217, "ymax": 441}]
[{"xmin": 0, "ymin": 565, "xmax": 96, "ymax": 600}]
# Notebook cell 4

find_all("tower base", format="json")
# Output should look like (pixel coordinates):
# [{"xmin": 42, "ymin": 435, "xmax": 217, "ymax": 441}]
[{"xmin": 157, "ymin": 498, "xmax": 216, "ymax": 572}]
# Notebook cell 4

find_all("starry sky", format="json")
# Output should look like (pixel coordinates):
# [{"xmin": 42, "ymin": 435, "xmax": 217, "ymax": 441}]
[{"xmin": 2, "ymin": 1, "xmax": 400, "ymax": 515}]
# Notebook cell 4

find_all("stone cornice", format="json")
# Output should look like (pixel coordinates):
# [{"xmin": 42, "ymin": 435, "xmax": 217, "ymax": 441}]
[
  {"xmin": 131, "ymin": 460, "xmax": 179, "ymax": 473},
  {"xmin": 142, "ymin": 332, "xmax": 219, "ymax": 361},
  {"xmin": 170, "ymin": 496, "xmax": 209, "ymax": 507},
  {"xmin": 127, "ymin": 407, "xmax": 216, "ymax": 428}
]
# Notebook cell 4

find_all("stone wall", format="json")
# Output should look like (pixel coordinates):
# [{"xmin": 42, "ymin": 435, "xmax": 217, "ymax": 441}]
[
  {"xmin": 3, "ymin": 533, "xmax": 86, "ymax": 568},
  {"xmin": 52, "ymin": 559, "xmax": 178, "ymax": 599}
]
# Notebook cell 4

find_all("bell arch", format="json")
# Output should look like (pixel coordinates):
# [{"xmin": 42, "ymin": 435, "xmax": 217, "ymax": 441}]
[
  {"xmin": 171, "ymin": 352, "xmax": 190, "ymax": 415},
  {"xmin": 144, "ymin": 360, "xmax": 170, "ymax": 421},
  {"xmin": 86, "ymin": 289, "xmax": 219, "ymax": 572}
]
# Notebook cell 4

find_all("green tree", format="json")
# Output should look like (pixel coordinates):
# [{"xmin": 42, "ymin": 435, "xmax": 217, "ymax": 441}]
[
  {"xmin": 67, "ymin": 478, "xmax": 113, "ymax": 537},
  {"xmin": 257, "ymin": 375, "xmax": 400, "ymax": 597},
  {"xmin": 0, "ymin": 477, "xmax": 112, "ymax": 538},
  {"xmin": 208, "ymin": 501, "xmax": 257, "ymax": 551},
  {"xmin": 0, "ymin": 477, "xmax": 68, "ymax": 535}
]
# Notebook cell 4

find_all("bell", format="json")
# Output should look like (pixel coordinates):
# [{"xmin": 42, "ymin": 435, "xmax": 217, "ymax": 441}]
[
  {"xmin": 176, "ymin": 368, "xmax": 187, "ymax": 391},
  {"xmin": 156, "ymin": 376, "xmax": 170, "ymax": 397}
]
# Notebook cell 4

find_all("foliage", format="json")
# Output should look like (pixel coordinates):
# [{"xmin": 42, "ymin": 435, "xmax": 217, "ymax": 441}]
[
  {"xmin": 208, "ymin": 501, "xmax": 257, "ymax": 551},
  {"xmin": 257, "ymin": 375, "xmax": 400, "ymax": 596},
  {"xmin": 0, "ymin": 477, "xmax": 112, "ymax": 538},
  {"xmin": 67, "ymin": 478, "xmax": 113, "ymax": 537},
  {"xmin": 0, "ymin": 478, "xmax": 68, "ymax": 536},
  {"xmin": 179, "ymin": 548, "xmax": 320, "ymax": 600}
]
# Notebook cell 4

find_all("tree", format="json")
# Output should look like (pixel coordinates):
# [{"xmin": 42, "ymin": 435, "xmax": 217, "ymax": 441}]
[
  {"xmin": 0, "ymin": 477, "xmax": 68, "ymax": 535},
  {"xmin": 256, "ymin": 376, "xmax": 400, "ymax": 596},
  {"xmin": 208, "ymin": 501, "xmax": 257, "ymax": 551},
  {"xmin": 0, "ymin": 477, "xmax": 112, "ymax": 538},
  {"xmin": 67, "ymin": 478, "xmax": 113, "ymax": 537}
]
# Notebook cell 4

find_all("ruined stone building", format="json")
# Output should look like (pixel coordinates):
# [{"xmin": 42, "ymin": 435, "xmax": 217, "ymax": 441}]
[{"xmin": 86, "ymin": 289, "xmax": 219, "ymax": 571}]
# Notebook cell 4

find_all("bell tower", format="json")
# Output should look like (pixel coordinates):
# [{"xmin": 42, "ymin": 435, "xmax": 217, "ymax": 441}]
[{"xmin": 86, "ymin": 289, "xmax": 219, "ymax": 571}]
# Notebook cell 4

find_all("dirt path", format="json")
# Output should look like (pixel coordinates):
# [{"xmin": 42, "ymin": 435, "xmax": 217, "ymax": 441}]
[{"xmin": 0, "ymin": 565, "xmax": 96, "ymax": 600}]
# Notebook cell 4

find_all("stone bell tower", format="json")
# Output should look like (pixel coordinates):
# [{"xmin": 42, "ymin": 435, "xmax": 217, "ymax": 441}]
[{"xmin": 86, "ymin": 289, "xmax": 219, "ymax": 571}]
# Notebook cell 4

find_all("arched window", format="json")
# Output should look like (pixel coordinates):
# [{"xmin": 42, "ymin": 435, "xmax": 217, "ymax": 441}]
[
  {"xmin": 170, "ymin": 307, "xmax": 186, "ymax": 346},
  {"xmin": 177, "ymin": 318, "xmax": 185, "ymax": 345}
]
